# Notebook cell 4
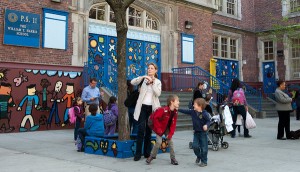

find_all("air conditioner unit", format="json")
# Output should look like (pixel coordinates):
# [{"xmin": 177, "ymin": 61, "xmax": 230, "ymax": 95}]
[{"xmin": 293, "ymin": 72, "xmax": 300, "ymax": 78}]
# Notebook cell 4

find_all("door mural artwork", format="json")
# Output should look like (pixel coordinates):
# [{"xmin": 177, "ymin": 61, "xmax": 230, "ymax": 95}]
[
  {"xmin": 262, "ymin": 62, "xmax": 276, "ymax": 94},
  {"xmin": 215, "ymin": 59, "xmax": 239, "ymax": 87},
  {"xmin": 88, "ymin": 33, "xmax": 161, "ymax": 92}
]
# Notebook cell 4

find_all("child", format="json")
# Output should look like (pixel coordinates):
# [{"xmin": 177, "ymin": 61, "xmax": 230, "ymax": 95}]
[
  {"xmin": 73, "ymin": 97, "xmax": 84, "ymax": 142},
  {"xmin": 76, "ymin": 104, "xmax": 105, "ymax": 152},
  {"xmin": 105, "ymin": 96, "xmax": 118, "ymax": 135},
  {"xmin": 146, "ymin": 95, "xmax": 179, "ymax": 165},
  {"xmin": 178, "ymin": 98, "xmax": 210, "ymax": 167}
]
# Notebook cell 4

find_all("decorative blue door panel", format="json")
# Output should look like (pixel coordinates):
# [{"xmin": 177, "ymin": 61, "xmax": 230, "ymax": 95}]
[
  {"xmin": 215, "ymin": 59, "xmax": 239, "ymax": 87},
  {"xmin": 127, "ymin": 39, "xmax": 145, "ymax": 80},
  {"xmin": 88, "ymin": 33, "xmax": 161, "ymax": 94},
  {"xmin": 262, "ymin": 62, "xmax": 276, "ymax": 94}
]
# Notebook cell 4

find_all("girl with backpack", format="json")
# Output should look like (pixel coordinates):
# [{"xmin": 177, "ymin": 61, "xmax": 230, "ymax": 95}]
[
  {"xmin": 72, "ymin": 97, "xmax": 84, "ymax": 142},
  {"xmin": 104, "ymin": 96, "xmax": 118, "ymax": 135},
  {"xmin": 228, "ymin": 78, "xmax": 252, "ymax": 138}
]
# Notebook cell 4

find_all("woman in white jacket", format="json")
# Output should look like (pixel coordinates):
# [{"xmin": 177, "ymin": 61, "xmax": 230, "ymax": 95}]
[{"xmin": 131, "ymin": 63, "xmax": 161, "ymax": 161}]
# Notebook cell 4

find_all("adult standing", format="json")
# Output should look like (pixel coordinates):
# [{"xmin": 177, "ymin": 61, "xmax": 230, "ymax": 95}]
[
  {"xmin": 193, "ymin": 81, "xmax": 206, "ymax": 102},
  {"xmin": 125, "ymin": 80, "xmax": 139, "ymax": 134},
  {"xmin": 131, "ymin": 63, "xmax": 161, "ymax": 161},
  {"xmin": 275, "ymin": 81, "xmax": 292, "ymax": 140},
  {"xmin": 228, "ymin": 78, "xmax": 251, "ymax": 138},
  {"xmin": 81, "ymin": 78, "xmax": 104, "ymax": 116}
]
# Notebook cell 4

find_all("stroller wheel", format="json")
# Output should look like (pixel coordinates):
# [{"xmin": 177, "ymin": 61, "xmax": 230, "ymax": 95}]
[
  {"xmin": 212, "ymin": 144, "xmax": 219, "ymax": 151},
  {"xmin": 222, "ymin": 142, "xmax": 229, "ymax": 149},
  {"xmin": 189, "ymin": 142, "xmax": 193, "ymax": 149}
]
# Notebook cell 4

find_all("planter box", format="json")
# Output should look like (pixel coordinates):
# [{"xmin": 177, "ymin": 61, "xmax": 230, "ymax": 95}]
[{"xmin": 84, "ymin": 134, "xmax": 170, "ymax": 158}]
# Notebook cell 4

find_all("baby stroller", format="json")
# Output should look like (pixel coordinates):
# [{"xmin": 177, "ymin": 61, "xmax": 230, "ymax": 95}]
[{"xmin": 207, "ymin": 114, "xmax": 229, "ymax": 151}]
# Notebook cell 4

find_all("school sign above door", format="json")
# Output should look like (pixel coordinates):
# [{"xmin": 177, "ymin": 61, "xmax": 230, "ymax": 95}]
[{"xmin": 3, "ymin": 9, "xmax": 40, "ymax": 48}]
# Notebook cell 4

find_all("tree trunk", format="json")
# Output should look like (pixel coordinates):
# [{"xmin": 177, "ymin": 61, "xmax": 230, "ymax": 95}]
[{"xmin": 106, "ymin": 0, "xmax": 135, "ymax": 141}]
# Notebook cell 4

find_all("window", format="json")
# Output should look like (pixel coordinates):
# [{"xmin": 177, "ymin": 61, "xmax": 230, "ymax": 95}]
[
  {"xmin": 146, "ymin": 13, "xmax": 158, "ymax": 30},
  {"xmin": 213, "ymin": 35, "xmax": 218, "ymax": 56},
  {"xmin": 89, "ymin": 4, "xmax": 159, "ymax": 31},
  {"xmin": 214, "ymin": 0, "xmax": 240, "ymax": 19},
  {"xmin": 181, "ymin": 34, "xmax": 194, "ymax": 64},
  {"xmin": 291, "ymin": 38, "xmax": 300, "ymax": 79},
  {"xmin": 215, "ymin": 0, "xmax": 223, "ymax": 11},
  {"xmin": 230, "ymin": 39, "xmax": 237, "ymax": 59},
  {"xmin": 213, "ymin": 35, "xmax": 238, "ymax": 59},
  {"xmin": 221, "ymin": 37, "xmax": 228, "ymax": 58},
  {"xmin": 89, "ymin": 5, "xmax": 105, "ymax": 21},
  {"xmin": 263, "ymin": 41, "xmax": 274, "ymax": 60},
  {"xmin": 291, "ymin": 0, "xmax": 300, "ymax": 13},
  {"xmin": 128, "ymin": 7, "xmax": 142, "ymax": 27},
  {"xmin": 43, "ymin": 8, "xmax": 68, "ymax": 50}
]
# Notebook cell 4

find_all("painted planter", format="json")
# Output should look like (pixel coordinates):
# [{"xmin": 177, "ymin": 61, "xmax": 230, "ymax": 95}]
[{"xmin": 84, "ymin": 134, "xmax": 170, "ymax": 158}]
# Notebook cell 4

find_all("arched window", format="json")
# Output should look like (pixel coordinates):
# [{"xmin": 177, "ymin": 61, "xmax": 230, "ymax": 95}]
[{"xmin": 89, "ymin": 3, "xmax": 159, "ymax": 31}]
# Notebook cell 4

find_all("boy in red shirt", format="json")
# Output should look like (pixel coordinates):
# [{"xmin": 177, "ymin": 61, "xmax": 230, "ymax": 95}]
[{"xmin": 146, "ymin": 95, "xmax": 179, "ymax": 165}]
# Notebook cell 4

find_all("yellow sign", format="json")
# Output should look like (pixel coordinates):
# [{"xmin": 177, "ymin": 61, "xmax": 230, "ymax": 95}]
[{"xmin": 210, "ymin": 58, "xmax": 219, "ymax": 89}]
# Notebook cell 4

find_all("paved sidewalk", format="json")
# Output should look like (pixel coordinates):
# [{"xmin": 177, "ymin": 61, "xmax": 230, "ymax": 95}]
[{"xmin": 0, "ymin": 118, "xmax": 299, "ymax": 172}]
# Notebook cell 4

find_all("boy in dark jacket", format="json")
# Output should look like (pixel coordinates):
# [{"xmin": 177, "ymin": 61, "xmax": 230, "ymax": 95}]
[
  {"xmin": 146, "ymin": 95, "xmax": 179, "ymax": 165},
  {"xmin": 178, "ymin": 98, "xmax": 210, "ymax": 167}
]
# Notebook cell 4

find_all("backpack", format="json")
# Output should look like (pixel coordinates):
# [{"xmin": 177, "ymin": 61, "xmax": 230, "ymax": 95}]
[
  {"xmin": 289, "ymin": 129, "xmax": 300, "ymax": 139},
  {"xmin": 232, "ymin": 88, "xmax": 245, "ymax": 105},
  {"xmin": 103, "ymin": 110, "xmax": 117, "ymax": 126},
  {"xmin": 68, "ymin": 106, "xmax": 80, "ymax": 124}
]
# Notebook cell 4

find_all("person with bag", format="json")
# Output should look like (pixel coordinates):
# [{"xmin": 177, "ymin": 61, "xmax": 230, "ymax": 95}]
[
  {"xmin": 124, "ymin": 80, "xmax": 142, "ymax": 134},
  {"xmin": 68, "ymin": 97, "xmax": 84, "ymax": 142},
  {"xmin": 228, "ymin": 78, "xmax": 252, "ymax": 138},
  {"xmin": 131, "ymin": 62, "xmax": 161, "ymax": 161},
  {"xmin": 76, "ymin": 104, "xmax": 104, "ymax": 152},
  {"xmin": 146, "ymin": 95, "xmax": 179, "ymax": 165},
  {"xmin": 188, "ymin": 81, "xmax": 206, "ymax": 109},
  {"xmin": 104, "ymin": 96, "xmax": 118, "ymax": 135},
  {"xmin": 275, "ymin": 80, "xmax": 292, "ymax": 140}
]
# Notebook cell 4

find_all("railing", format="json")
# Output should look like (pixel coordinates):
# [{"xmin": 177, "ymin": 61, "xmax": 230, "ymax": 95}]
[
  {"xmin": 83, "ymin": 62, "xmax": 118, "ymax": 97},
  {"xmin": 172, "ymin": 66, "xmax": 262, "ymax": 111}
]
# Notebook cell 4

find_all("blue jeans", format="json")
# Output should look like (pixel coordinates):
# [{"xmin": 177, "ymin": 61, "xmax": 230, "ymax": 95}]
[
  {"xmin": 74, "ymin": 119, "xmax": 81, "ymax": 141},
  {"xmin": 128, "ymin": 107, "xmax": 138, "ymax": 134},
  {"xmin": 193, "ymin": 131, "xmax": 208, "ymax": 164}
]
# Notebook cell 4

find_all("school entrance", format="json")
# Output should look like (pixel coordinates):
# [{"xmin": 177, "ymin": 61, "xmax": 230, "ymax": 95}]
[{"xmin": 215, "ymin": 58, "xmax": 239, "ymax": 86}]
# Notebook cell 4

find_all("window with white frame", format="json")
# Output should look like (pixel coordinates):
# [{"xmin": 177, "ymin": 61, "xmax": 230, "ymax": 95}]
[
  {"xmin": 214, "ymin": 0, "xmax": 240, "ymax": 19},
  {"xmin": 291, "ymin": 0, "xmax": 300, "ymax": 13},
  {"xmin": 213, "ymin": 35, "xmax": 238, "ymax": 59},
  {"xmin": 263, "ymin": 41, "xmax": 274, "ymax": 61},
  {"xmin": 291, "ymin": 38, "xmax": 300, "ymax": 79},
  {"xmin": 89, "ymin": 4, "xmax": 159, "ymax": 31}
]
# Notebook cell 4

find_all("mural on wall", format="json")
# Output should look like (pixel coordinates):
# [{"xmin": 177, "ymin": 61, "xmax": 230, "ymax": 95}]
[
  {"xmin": 100, "ymin": 139, "xmax": 109, "ymax": 155},
  {"xmin": 0, "ymin": 67, "xmax": 82, "ymax": 133},
  {"xmin": 47, "ymin": 81, "xmax": 63, "ymax": 128},
  {"xmin": 111, "ymin": 141, "xmax": 118, "ymax": 157},
  {"xmin": 216, "ymin": 59, "xmax": 239, "ymax": 87},
  {"xmin": 62, "ymin": 83, "xmax": 75, "ymax": 127},
  {"xmin": 13, "ymin": 72, "xmax": 28, "ymax": 87},
  {"xmin": 0, "ymin": 82, "xmax": 16, "ymax": 133},
  {"xmin": 0, "ymin": 69, "xmax": 9, "ymax": 81},
  {"xmin": 17, "ymin": 84, "xmax": 40, "ymax": 132}
]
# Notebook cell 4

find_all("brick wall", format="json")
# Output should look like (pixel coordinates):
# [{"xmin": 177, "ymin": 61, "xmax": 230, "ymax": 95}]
[
  {"xmin": 0, "ymin": 0, "xmax": 73, "ymax": 65},
  {"xmin": 177, "ymin": 6, "xmax": 213, "ymax": 71}
]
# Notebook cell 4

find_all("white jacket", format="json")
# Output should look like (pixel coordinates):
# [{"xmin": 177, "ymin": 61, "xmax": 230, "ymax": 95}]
[
  {"xmin": 131, "ymin": 76, "xmax": 161, "ymax": 121},
  {"xmin": 223, "ymin": 105, "xmax": 233, "ymax": 132}
]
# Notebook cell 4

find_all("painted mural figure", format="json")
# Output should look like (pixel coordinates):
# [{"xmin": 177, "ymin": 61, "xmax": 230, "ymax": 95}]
[
  {"xmin": 39, "ymin": 79, "xmax": 51, "ymax": 111},
  {"xmin": 47, "ymin": 81, "xmax": 63, "ymax": 127},
  {"xmin": 0, "ymin": 82, "xmax": 16, "ymax": 133},
  {"xmin": 17, "ymin": 84, "xmax": 40, "ymax": 132},
  {"xmin": 62, "ymin": 83, "xmax": 75, "ymax": 127}
]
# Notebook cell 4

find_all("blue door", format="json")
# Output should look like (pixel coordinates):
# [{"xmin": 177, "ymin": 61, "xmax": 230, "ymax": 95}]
[
  {"xmin": 87, "ymin": 33, "xmax": 161, "ymax": 94},
  {"xmin": 262, "ymin": 62, "xmax": 276, "ymax": 94},
  {"xmin": 215, "ymin": 59, "xmax": 239, "ymax": 87}
]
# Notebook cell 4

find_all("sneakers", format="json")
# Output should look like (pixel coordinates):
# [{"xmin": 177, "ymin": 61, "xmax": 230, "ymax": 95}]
[
  {"xmin": 199, "ymin": 162, "xmax": 207, "ymax": 167},
  {"xmin": 171, "ymin": 158, "xmax": 179, "ymax": 165},
  {"xmin": 146, "ymin": 156, "xmax": 154, "ymax": 164},
  {"xmin": 195, "ymin": 158, "xmax": 200, "ymax": 164}
]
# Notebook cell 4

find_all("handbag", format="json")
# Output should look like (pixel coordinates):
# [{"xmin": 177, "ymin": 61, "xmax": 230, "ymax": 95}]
[
  {"xmin": 236, "ymin": 114, "xmax": 243, "ymax": 125},
  {"xmin": 245, "ymin": 111, "xmax": 256, "ymax": 129},
  {"xmin": 103, "ymin": 110, "xmax": 117, "ymax": 126}
]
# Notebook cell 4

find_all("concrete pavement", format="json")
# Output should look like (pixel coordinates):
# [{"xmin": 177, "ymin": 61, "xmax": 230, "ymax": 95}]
[{"xmin": 0, "ymin": 118, "xmax": 300, "ymax": 172}]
